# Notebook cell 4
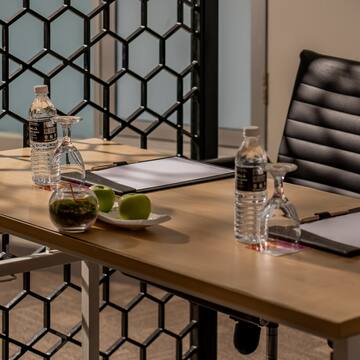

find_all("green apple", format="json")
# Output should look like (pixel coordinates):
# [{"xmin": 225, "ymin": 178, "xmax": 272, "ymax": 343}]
[
  {"xmin": 90, "ymin": 184, "xmax": 115, "ymax": 212},
  {"xmin": 119, "ymin": 193, "xmax": 151, "ymax": 220}
]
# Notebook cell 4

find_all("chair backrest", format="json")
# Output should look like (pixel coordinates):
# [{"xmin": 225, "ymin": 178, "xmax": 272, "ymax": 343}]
[{"xmin": 278, "ymin": 50, "xmax": 360, "ymax": 198}]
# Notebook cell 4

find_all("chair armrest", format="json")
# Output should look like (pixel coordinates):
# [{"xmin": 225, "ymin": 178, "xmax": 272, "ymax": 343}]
[{"xmin": 205, "ymin": 156, "xmax": 235, "ymax": 170}]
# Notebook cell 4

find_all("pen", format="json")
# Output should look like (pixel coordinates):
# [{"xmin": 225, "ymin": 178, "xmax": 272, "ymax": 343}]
[{"xmin": 90, "ymin": 161, "xmax": 128, "ymax": 171}]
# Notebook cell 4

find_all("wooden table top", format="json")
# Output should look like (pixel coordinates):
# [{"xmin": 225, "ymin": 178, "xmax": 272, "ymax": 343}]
[{"xmin": 1, "ymin": 138, "xmax": 360, "ymax": 340}]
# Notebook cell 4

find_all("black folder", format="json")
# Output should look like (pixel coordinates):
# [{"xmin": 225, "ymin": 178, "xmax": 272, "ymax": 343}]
[
  {"xmin": 270, "ymin": 208, "xmax": 360, "ymax": 257},
  {"xmin": 61, "ymin": 157, "xmax": 234, "ymax": 195},
  {"xmin": 62, "ymin": 170, "xmax": 136, "ymax": 194},
  {"xmin": 269, "ymin": 226, "xmax": 360, "ymax": 257}
]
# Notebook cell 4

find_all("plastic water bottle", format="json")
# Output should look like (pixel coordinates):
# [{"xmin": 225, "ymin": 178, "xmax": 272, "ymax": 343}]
[
  {"xmin": 29, "ymin": 85, "xmax": 58, "ymax": 186},
  {"xmin": 234, "ymin": 126, "xmax": 267, "ymax": 244}
]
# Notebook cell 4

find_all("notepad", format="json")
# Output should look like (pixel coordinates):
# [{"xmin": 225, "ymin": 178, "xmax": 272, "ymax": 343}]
[
  {"xmin": 92, "ymin": 157, "xmax": 234, "ymax": 193},
  {"xmin": 301, "ymin": 212, "xmax": 360, "ymax": 248}
]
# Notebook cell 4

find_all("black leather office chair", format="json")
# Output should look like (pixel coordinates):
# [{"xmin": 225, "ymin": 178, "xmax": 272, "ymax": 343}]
[
  {"xmin": 208, "ymin": 50, "xmax": 360, "ymax": 358},
  {"xmin": 206, "ymin": 156, "xmax": 235, "ymax": 169},
  {"xmin": 279, "ymin": 49, "xmax": 360, "ymax": 356},
  {"xmin": 279, "ymin": 49, "xmax": 360, "ymax": 198},
  {"xmin": 206, "ymin": 49, "xmax": 360, "ymax": 359}
]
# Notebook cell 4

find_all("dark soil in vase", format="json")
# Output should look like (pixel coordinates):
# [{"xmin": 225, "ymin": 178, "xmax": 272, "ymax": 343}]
[{"xmin": 49, "ymin": 197, "xmax": 98, "ymax": 228}]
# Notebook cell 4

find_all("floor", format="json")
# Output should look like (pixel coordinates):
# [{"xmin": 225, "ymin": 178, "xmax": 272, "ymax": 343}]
[
  {"xmin": 0, "ymin": 263, "xmax": 331, "ymax": 359},
  {"xmin": 0, "ymin": 132, "xmax": 331, "ymax": 359}
]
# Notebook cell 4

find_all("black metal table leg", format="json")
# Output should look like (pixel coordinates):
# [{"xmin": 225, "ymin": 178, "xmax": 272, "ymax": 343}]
[
  {"xmin": 191, "ymin": 304, "xmax": 218, "ymax": 360},
  {"xmin": 1, "ymin": 234, "xmax": 9, "ymax": 253},
  {"xmin": 266, "ymin": 322, "xmax": 279, "ymax": 360}
]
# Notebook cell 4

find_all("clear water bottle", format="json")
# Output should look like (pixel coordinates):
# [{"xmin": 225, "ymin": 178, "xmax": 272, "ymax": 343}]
[
  {"xmin": 29, "ymin": 85, "xmax": 58, "ymax": 186},
  {"xmin": 235, "ymin": 126, "xmax": 267, "ymax": 244}
]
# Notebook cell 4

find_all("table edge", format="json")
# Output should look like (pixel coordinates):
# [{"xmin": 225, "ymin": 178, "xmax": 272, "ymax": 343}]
[{"xmin": 0, "ymin": 213, "xmax": 357, "ymax": 340}]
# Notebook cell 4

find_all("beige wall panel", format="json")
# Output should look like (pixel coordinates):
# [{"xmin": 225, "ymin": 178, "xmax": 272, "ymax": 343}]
[{"xmin": 268, "ymin": 0, "xmax": 360, "ymax": 160}]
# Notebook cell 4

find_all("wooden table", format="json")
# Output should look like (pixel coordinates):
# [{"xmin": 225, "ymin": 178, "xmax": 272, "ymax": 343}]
[{"xmin": 1, "ymin": 138, "xmax": 360, "ymax": 360}]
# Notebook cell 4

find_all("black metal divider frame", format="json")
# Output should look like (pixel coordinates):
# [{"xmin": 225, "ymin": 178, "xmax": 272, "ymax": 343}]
[
  {"xmin": 0, "ymin": 0, "xmax": 219, "ymax": 358},
  {"xmin": 12, "ymin": 0, "xmax": 219, "ymax": 160}
]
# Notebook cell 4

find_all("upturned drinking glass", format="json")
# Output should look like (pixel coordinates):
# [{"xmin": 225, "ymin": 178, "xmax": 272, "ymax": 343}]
[
  {"xmin": 52, "ymin": 116, "xmax": 85, "ymax": 184},
  {"xmin": 260, "ymin": 163, "xmax": 301, "ymax": 252}
]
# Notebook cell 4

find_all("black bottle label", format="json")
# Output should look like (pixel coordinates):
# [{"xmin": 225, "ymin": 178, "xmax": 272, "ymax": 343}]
[
  {"xmin": 236, "ymin": 166, "xmax": 267, "ymax": 192},
  {"xmin": 29, "ymin": 119, "xmax": 57, "ymax": 143}
]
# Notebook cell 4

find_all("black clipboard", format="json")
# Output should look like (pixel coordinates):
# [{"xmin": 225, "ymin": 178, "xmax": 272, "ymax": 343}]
[
  {"xmin": 61, "ymin": 170, "xmax": 136, "ymax": 194},
  {"xmin": 270, "ymin": 207, "xmax": 360, "ymax": 257},
  {"xmin": 61, "ymin": 156, "xmax": 234, "ymax": 195}
]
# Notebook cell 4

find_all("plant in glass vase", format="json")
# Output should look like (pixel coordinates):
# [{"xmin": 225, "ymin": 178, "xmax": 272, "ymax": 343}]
[{"xmin": 49, "ymin": 183, "xmax": 99, "ymax": 233}]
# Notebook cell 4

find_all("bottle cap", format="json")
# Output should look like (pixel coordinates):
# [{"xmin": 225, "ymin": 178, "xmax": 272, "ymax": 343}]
[
  {"xmin": 243, "ymin": 126, "xmax": 260, "ymax": 137},
  {"xmin": 33, "ymin": 85, "xmax": 48, "ymax": 94}
]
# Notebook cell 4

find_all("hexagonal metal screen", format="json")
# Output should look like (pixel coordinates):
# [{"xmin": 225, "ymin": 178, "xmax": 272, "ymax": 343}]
[
  {"xmin": 0, "ymin": 0, "xmax": 219, "ymax": 358},
  {"xmin": 0, "ymin": 0, "xmax": 218, "ymax": 159},
  {"xmin": 0, "ymin": 265, "xmax": 198, "ymax": 359}
]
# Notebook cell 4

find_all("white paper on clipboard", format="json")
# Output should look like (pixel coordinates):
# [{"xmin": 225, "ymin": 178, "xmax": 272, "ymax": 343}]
[
  {"xmin": 93, "ymin": 157, "xmax": 234, "ymax": 192},
  {"xmin": 301, "ymin": 212, "xmax": 360, "ymax": 247}
]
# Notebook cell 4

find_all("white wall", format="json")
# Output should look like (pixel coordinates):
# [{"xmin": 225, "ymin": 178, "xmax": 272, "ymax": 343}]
[
  {"xmin": 267, "ymin": 0, "xmax": 360, "ymax": 159},
  {"xmin": 219, "ymin": 0, "xmax": 251, "ymax": 130}
]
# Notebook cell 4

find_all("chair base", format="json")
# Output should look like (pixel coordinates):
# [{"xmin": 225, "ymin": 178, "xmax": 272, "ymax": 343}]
[{"xmin": 232, "ymin": 315, "xmax": 278, "ymax": 359}]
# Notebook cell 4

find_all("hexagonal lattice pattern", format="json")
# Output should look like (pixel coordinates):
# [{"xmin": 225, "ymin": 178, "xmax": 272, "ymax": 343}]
[
  {"xmin": 0, "ymin": 0, "xmax": 217, "ymax": 358},
  {"xmin": 0, "ymin": 0, "xmax": 209, "ymax": 158},
  {"xmin": 99, "ymin": 269, "xmax": 198, "ymax": 360},
  {"xmin": 0, "ymin": 265, "xmax": 199, "ymax": 359},
  {"xmin": 0, "ymin": 266, "xmax": 82, "ymax": 359}
]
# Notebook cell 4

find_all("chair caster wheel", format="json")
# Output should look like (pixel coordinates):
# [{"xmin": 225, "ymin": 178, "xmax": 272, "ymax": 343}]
[{"xmin": 233, "ymin": 320, "xmax": 261, "ymax": 355}]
